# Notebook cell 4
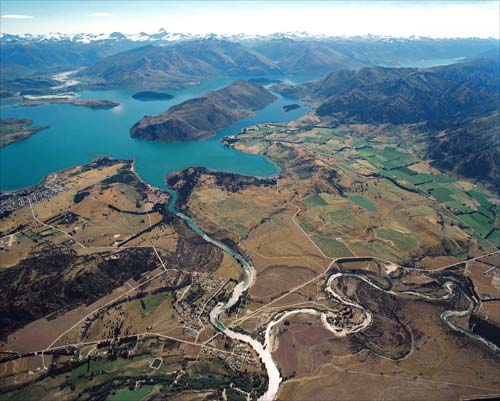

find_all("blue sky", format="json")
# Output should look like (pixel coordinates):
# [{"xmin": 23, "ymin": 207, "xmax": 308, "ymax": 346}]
[{"xmin": 1, "ymin": 1, "xmax": 498, "ymax": 38}]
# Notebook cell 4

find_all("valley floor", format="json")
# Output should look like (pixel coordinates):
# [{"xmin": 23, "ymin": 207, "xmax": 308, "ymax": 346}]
[{"xmin": 0, "ymin": 112, "xmax": 499, "ymax": 401}]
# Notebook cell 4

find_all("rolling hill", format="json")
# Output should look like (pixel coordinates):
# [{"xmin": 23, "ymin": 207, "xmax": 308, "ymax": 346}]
[
  {"xmin": 273, "ymin": 58, "xmax": 500, "ymax": 189},
  {"xmin": 427, "ymin": 111, "xmax": 500, "ymax": 191},
  {"xmin": 275, "ymin": 58, "xmax": 499, "ymax": 124}
]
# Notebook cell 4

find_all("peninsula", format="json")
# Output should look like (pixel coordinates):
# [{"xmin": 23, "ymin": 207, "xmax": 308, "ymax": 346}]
[
  {"xmin": 0, "ymin": 118, "xmax": 48, "ymax": 147},
  {"xmin": 19, "ymin": 98, "xmax": 119, "ymax": 109},
  {"xmin": 130, "ymin": 80, "xmax": 277, "ymax": 142}
]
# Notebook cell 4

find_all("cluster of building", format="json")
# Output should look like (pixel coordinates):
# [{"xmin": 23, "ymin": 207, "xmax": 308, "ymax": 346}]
[
  {"xmin": 174, "ymin": 273, "xmax": 228, "ymax": 330},
  {"xmin": 201, "ymin": 339, "xmax": 259, "ymax": 371},
  {"xmin": 0, "ymin": 174, "xmax": 65, "ymax": 214}
]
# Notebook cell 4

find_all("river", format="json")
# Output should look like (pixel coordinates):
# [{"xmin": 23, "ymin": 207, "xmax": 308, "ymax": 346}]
[
  {"xmin": 165, "ymin": 182, "xmax": 499, "ymax": 401},
  {"xmin": 166, "ymin": 188, "xmax": 281, "ymax": 401},
  {"xmin": 1, "ymin": 75, "xmax": 310, "ymax": 399},
  {"xmin": 325, "ymin": 272, "xmax": 500, "ymax": 354}
]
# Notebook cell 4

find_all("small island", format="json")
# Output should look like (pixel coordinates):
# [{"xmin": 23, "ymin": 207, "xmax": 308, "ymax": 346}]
[
  {"xmin": 0, "ymin": 118, "xmax": 49, "ymax": 147},
  {"xmin": 283, "ymin": 103, "xmax": 301, "ymax": 112},
  {"xmin": 132, "ymin": 91, "xmax": 174, "ymax": 101},
  {"xmin": 130, "ymin": 80, "xmax": 277, "ymax": 142}
]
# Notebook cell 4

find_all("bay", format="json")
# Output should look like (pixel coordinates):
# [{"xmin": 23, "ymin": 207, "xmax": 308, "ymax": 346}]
[{"xmin": 0, "ymin": 76, "xmax": 309, "ymax": 191}]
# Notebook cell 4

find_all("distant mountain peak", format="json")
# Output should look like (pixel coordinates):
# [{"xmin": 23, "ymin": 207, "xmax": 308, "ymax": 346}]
[{"xmin": 1, "ymin": 30, "xmax": 498, "ymax": 45}]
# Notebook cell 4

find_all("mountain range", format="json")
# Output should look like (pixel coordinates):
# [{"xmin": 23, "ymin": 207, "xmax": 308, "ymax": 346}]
[
  {"xmin": 1, "ymin": 30, "xmax": 498, "ymax": 89},
  {"xmin": 1, "ymin": 30, "xmax": 498, "ymax": 188},
  {"xmin": 68, "ymin": 36, "xmax": 500, "ymax": 90},
  {"xmin": 77, "ymin": 39, "xmax": 280, "ymax": 89},
  {"xmin": 0, "ymin": 29, "xmax": 194, "ymax": 44},
  {"xmin": 276, "ymin": 58, "xmax": 499, "ymax": 124},
  {"xmin": 5, "ymin": 29, "xmax": 484, "ymax": 45},
  {"xmin": 428, "ymin": 111, "xmax": 500, "ymax": 191}
]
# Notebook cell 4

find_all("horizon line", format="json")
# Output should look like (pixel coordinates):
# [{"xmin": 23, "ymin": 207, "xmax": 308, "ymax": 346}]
[{"xmin": 1, "ymin": 29, "xmax": 499, "ymax": 40}]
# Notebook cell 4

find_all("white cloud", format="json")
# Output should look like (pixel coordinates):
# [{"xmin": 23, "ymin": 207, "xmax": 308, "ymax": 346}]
[
  {"xmin": 88, "ymin": 12, "xmax": 112, "ymax": 18},
  {"xmin": 1, "ymin": 14, "xmax": 33, "ymax": 19}
]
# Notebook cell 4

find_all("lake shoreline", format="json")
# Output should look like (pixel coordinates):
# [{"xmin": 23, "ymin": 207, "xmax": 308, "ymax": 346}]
[{"xmin": 0, "ymin": 79, "xmax": 308, "ymax": 192}]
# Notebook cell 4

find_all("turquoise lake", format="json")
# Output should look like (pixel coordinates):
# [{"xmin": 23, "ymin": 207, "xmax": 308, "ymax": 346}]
[
  {"xmin": 0, "ymin": 55, "xmax": 460, "ymax": 192},
  {"xmin": 0, "ymin": 77, "xmax": 309, "ymax": 191}
]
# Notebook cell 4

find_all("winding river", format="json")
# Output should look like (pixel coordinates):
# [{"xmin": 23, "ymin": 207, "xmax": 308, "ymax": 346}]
[
  {"xmin": 164, "ymin": 186, "xmax": 500, "ymax": 401},
  {"xmin": 166, "ymin": 188, "xmax": 281, "ymax": 401},
  {"xmin": 166, "ymin": 185, "xmax": 500, "ymax": 401},
  {"xmin": 326, "ymin": 272, "xmax": 500, "ymax": 355}
]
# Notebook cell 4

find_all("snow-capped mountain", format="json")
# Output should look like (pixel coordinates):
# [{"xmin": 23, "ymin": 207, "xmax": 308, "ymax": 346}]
[
  {"xmin": 2, "ymin": 28, "xmax": 498, "ymax": 45},
  {"xmin": 0, "ymin": 28, "xmax": 198, "ymax": 44},
  {"xmin": 0, "ymin": 29, "xmax": 375, "ymax": 44},
  {"xmin": 1, "ymin": 28, "xmax": 497, "ymax": 86}
]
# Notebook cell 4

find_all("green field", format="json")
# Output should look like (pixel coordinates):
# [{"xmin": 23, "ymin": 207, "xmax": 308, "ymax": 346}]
[
  {"xmin": 468, "ymin": 190, "xmax": 494, "ymax": 208},
  {"xmin": 303, "ymin": 136, "xmax": 329, "ymax": 145},
  {"xmin": 479, "ymin": 204, "xmax": 495, "ymax": 219},
  {"xmin": 416, "ymin": 181, "xmax": 437, "ymax": 192},
  {"xmin": 248, "ymin": 126, "xmax": 277, "ymax": 135},
  {"xmin": 71, "ymin": 358, "xmax": 134, "ymax": 379},
  {"xmin": 430, "ymin": 187, "xmax": 456, "ymax": 203},
  {"xmin": 459, "ymin": 213, "xmax": 493, "ymax": 238},
  {"xmin": 143, "ymin": 292, "xmax": 172, "ymax": 314},
  {"xmin": 0, "ymin": 124, "xmax": 21, "ymax": 135},
  {"xmin": 328, "ymin": 209, "xmax": 352, "ymax": 223},
  {"xmin": 445, "ymin": 201, "xmax": 474, "ymax": 214},
  {"xmin": 406, "ymin": 174, "xmax": 434, "ymax": 185},
  {"xmin": 394, "ymin": 166, "xmax": 417, "ymax": 176},
  {"xmin": 432, "ymin": 174, "xmax": 457, "ymax": 184},
  {"xmin": 349, "ymin": 194, "xmax": 377, "ymax": 212},
  {"xmin": 352, "ymin": 140, "xmax": 499, "ymax": 245},
  {"xmin": 299, "ymin": 221, "xmax": 313, "ymax": 233},
  {"xmin": 383, "ymin": 158, "xmax": 411, "ymax": 169},
  {"xmin": 106, "ymin": 385, "xmax": 155, "ymax": 401},
  {"xmin": 376, "ymin": 228, "xmax": 420, "ymax": 252},
  {"xmin": 486, "ymin": 230, "xmax": 500, "ymax": 246},
  {"xmin": 316, "ymin": 127, "xmax": 347, "ymax": 137},
  {"xmin": 304, "ymin": 194, "xmax": 329, "ymax": 207},
  {"xmin": 385, "ymin": 168, "xmax": 433, "ymax": 186},
  {"xmin": 358, "ymin": 146, "xmax": 415, "ymax": 172},
  {"xmin": 312, "ymin": 235, "xmax": 353, "ymax": 258},
  {"xmin": 353, "ymin": 139, "xmax": 370, "ymax": 148}
]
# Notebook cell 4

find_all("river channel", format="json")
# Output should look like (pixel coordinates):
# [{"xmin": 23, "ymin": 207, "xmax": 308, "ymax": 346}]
[{"xmin": 166, "ymin": 183, "xmax": 499, "ymax": 401}]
